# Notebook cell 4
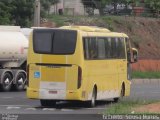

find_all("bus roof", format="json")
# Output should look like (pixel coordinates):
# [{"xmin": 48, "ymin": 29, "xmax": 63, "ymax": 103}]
[
  {"xmin": 60, "ymin": 26, "xmax": 128, "ymax": 38},
  {"xmin": 60, "ymin": 26, "xmax": 110, "ymax": 32}
]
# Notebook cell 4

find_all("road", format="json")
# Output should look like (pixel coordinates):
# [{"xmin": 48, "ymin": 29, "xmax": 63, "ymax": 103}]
[
  {"xmin": 130, "ymin": 81, "xmax": 160, "ymax": 100},
  {"xmin": 0, "ymin": 80, "xmax": 159, "ymax": 120}
]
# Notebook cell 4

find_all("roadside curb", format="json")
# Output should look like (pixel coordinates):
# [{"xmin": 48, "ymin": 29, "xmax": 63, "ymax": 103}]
[{"xmin": 132, "ymin": 79, "xmax": 160, "ymax": 84}]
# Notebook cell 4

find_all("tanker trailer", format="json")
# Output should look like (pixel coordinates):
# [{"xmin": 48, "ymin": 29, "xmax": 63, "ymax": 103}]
[{"xmin": 0, "ymin": 26, "xmax": 28, "ymax": 91}]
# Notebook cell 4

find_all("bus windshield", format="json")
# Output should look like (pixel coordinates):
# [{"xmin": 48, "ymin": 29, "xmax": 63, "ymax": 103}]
[{"xmin": 33, "ymin": 29, "xmax": 77, "ymax": 55}]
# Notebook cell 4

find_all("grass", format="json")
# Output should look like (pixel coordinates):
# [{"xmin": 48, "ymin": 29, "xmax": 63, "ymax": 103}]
[
  {"xmin": 48, "ymin": 15, "xmax": 66, "ymax": 26},
  {"xmin": 48, "ymin": 15, "xmax": 122, "ymax": 28},
  {"xmin": 104, "ymin": 99, "xmax": 159, "ymax": 115},
  {"xmin": 132, "ymin": 71, "xmax": 160, "ymax": 79}
]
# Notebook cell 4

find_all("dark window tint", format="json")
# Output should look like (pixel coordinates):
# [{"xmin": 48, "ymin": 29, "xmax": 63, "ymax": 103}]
[
  {"xmin": 111, "ymin": 38, "xmax": 117, "ymax": 58},
  {"xmin": 104, "ymin": 38, "xmax": 111, "ymax": 58},
  {"xmin": 83, "ymin": 38, "xmax": 90, "ymax": 59},
  {"xmin": 33, "ymin": 29, "xmax": 77, "ymax": 55},
  {"xmin": 53, "ymin": 30, "xmax": 77, "ymax": 54},
  {"xmin": 88, "ymin": 38, "xmax": 98, "ymax": 59},
  {"xmin": 33, "ymin": 31, "xmax": 53, "ymax": 53},
  {"xmin": 117, "ymin": 38, "xmax": 125, "ymax": 59},
  {"xmin": 97, "ymin": 38, "xmax": 105, "ymax": 59},
  {"xmin": 83, "ymin": 37, "xmax": 126, "ymax": 60}
]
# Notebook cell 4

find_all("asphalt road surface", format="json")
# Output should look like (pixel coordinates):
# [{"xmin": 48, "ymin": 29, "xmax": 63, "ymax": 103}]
[{"xmin": 0, "ymin": 80, "xmax": 159, "ymax": 120}]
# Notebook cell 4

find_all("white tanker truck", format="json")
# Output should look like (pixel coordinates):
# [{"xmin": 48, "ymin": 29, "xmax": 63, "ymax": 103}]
[{"xmin": 0, "ymin": 26, "xmax": 28, "ymax": 91}]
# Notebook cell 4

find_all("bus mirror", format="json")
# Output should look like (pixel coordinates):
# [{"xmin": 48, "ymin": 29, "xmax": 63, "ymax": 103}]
[{"xmin": 132, "ymin": 48, "xmax": 138, "ymax": 63}]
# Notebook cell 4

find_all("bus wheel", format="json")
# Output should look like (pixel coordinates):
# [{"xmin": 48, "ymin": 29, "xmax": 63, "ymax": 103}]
[
  {"xmin": 120, "ymin": 84, "xmax": 125, "ymax": 97},
  {"xmin": 1, "ymin": 72, "xmax": 13, "ymax": 92},
  {"xmin": 40, "ymin": 100, "xmax": 56, "ymax": 107},
  {"xmin": 14, "ymin": 72, "xmax": 26, "ymax": 91},
  {"xmin": 89, "ymin": 88, "xmax": 97, "ymax": 107},
  {"xmin": 113, "ymin": 97, "xmax": 119, "ymax": 103},
  {"xmin": 114, "ymin": 84, "xmax": 125, "ymax": 102}
]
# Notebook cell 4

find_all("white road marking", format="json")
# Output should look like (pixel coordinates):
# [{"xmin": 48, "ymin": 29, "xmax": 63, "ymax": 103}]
[
  {"xmin": 61, "ymin": 109, "xmax": 74, "ymax": 112},
  {"xmin": 25, "ymin": 108, "xmax": 37, "ymax": 111},
  {"xmin": 42, "ymin": 108, "xmax": 56, "ymax": 111},
  {"xmin": 6, "ymin": 106, "xmax": 21, "ymax": 110}
]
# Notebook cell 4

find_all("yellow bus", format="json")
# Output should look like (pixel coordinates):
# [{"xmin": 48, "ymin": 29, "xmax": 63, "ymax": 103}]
[{"xmin": 27, "ymin": 26, "xmax": 138, "ymax": 107}]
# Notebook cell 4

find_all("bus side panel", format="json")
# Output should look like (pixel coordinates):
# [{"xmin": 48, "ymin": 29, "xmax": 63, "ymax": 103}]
[
  {"xmin": 117, "ymin": 59, "xmax": 129, "ymax": 96},
  {"xmin": 65, "ymin": 65, "xmax": 81, "ymax": 100},
  {"xmin": 27, "ymin": 64, "xmax": 41, "ymax": 99},
  {"xmin": 125, "ymin": 81, "xmax": 131, "ymax": 96},
  {"xmin": 84, "ymin": 60, "xmax": 119, "ymax": 100}
]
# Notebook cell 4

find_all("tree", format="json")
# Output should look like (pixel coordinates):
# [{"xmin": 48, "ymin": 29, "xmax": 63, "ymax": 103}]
[
  {"xmin": 40, "ymin": 0, "xmax": 59, "ymax": 16},
  {"xmin": 0, "ymin": 0, "xmax": 12, "ymax": 24},
  {"xmin": 0, "ymin": 0, "xmax": 34, "ymax": 27},
  {"xmin": 144, "ymin": 0, "xmax": 160, "ymax": 17},
  {"xmin": 11, "ymin": 0, "xmax": 34, "ymax": 27}
]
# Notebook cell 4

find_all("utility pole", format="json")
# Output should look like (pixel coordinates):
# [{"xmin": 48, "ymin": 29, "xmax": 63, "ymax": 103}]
[
  {"xmin": 63, "ymin": 0, "xmax": 65, "ymax": 13},
  {"xmin": 34, "ymin": 0, "xmax": 40, "ymax": 27}
]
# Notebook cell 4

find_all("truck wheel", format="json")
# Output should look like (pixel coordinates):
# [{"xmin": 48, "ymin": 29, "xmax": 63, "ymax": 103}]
[
  {"xmin": 40, "ymin": 100, "xmax": 56, "ymax": 107},
  {"xmin": 1, "ymin": 72, "xmax": 12, "ymax": 91},
  {"xmin": 15, "ymin": 72, "xmax": 26, "ymax": 91}
]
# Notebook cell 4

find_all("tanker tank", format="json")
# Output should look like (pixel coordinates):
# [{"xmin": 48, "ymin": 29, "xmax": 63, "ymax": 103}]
[{"xmin": 0, "ymin": 26, "xmax": 28, "ymax": 91}]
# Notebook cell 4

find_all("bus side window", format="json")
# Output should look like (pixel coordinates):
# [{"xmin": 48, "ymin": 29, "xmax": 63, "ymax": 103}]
[
  {"xmin": 97, "ymin": 38, "xmax": 106, "ymax": 59},
  {"xmin": 117, "ymin": 38, "xmax": 126, "ymax": 59},
  {"xmin": 83, "ymin": 37, "xmax": 90, "ymax": 59},
  {"xmin": 104, "ymin": 38, "xmax": 111, "ymax": 59},
  {"xmin": 111, "ymin": 38, "xmax": 117, "ymax": 58},
  {"xmin": 88, "ymin": 37, "xmax": 98, "ymax": 59}
]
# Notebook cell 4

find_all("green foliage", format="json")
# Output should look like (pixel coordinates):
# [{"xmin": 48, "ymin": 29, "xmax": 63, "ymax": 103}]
[
  {"xmin": 0, "ymin": 0, "xmax": 59, "ymax": 27},
  {"xmin": 48, "ymin": 15, "xmax": 65, "ymax": 26},
  {"xmin": 105, "ymin": 100, "xmax": 139, "ymax": 114},
  {"xmin": 0, "ymin": 0, "xmax": 12, "ymax": 24},
  {"xmin": 0, "ymin": 0, "xmax": 34, "ymax": 27},
  {"xmin": 144, "ymin": 0, "xmax": 160, "ymax": 17},
  {"xmin": 105, "ymin": 99, "xmax": 159, "ymax": 114},
  {"xmin": 40, "ymin": 0, "xmax": 59, "ymax": 17},
  {"xmin": 132, "ymin": 71, "xmax": 160, "ymax": 79},
  {"xmin": 11, "ymin": 0, "xmax": 34, "ymax": 27}
]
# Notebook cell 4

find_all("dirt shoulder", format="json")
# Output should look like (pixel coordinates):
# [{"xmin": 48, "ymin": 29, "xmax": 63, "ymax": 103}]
[{"xmin": 133, "ymin": 102, "xmax": 160, "ymax": 113}]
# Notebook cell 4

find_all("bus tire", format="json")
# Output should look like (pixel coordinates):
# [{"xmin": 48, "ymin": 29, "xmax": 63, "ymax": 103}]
[
  {"xmin": 88, "ymin": 87, "xmax": 97, "ymax": 107},
  {"xmin": 1, "ymin": 72, "xmax": 13, "ymax": 92},
  {"xmin": 114, "ymin": 84, "xmax": 125, "ymax": 102},
  {"xmin": 40, "ymin": 100, "xmax": 56, "ymax": 107}
]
